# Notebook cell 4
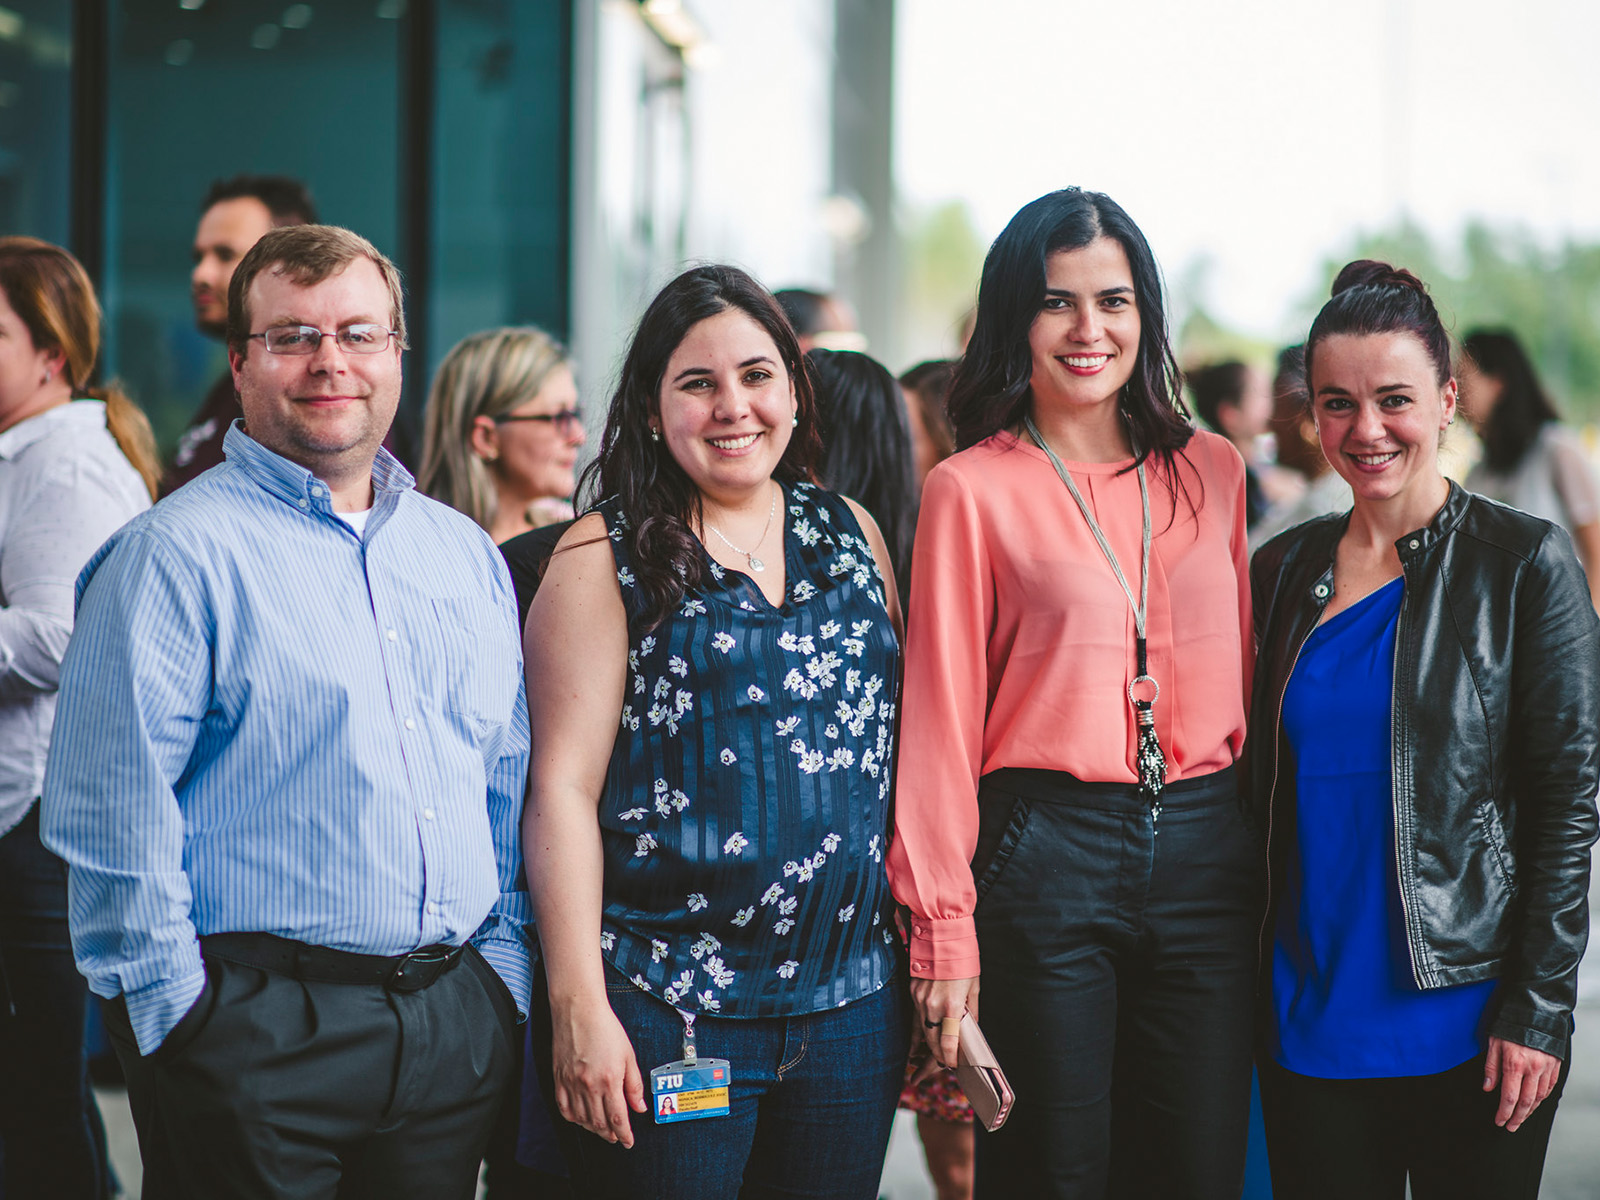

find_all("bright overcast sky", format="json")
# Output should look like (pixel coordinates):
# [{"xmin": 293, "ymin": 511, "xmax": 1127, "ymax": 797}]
[{"xmin": 896, "ymin": 0, "xmax": 1600, "ymax": 340}]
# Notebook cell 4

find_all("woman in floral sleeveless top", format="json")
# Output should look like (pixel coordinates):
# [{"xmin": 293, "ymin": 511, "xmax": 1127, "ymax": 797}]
[{"xmin": 524, "ymin": 265, "xmax": 906, "ymax": 1199}]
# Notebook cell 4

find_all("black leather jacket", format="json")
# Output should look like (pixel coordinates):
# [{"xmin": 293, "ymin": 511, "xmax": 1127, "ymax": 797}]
[{"xmin": 1248, "ymin": 482, "xmax": 1599, "ymax": 1058}]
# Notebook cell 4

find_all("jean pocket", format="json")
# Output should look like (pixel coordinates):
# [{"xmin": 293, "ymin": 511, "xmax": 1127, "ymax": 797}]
[{"xmin": 970, "ymin": 787, "xmax": 1033, "ymax": 906}]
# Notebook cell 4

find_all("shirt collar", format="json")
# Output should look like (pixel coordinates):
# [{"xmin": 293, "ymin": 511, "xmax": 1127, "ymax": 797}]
[
  {"xmin": 221, "ymin": 420, "xmax": 415, "ymax": 512},
  {"xmin": 0, "ymin": 400, "xmax": 109, "ymax": 460}
]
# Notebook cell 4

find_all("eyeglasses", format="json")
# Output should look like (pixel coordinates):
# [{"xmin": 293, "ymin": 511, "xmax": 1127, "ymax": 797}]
[
  {"xmin": 247, "ymin": 324, "xmax": 399, "ymax": 355},
  {"xmin": 496, "ymin": 409, "xmax": 584, "ymax": 435}
]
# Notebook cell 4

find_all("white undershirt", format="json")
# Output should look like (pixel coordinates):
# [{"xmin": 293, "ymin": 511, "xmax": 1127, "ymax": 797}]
[{"xmin": 338, "ymin": 508, "xmax": 373, "ymax": 537}]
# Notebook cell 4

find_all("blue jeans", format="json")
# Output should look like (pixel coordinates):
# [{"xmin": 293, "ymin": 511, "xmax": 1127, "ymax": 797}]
[
  {"xmin": 0, "ymin": 804, "xmax": 112, "ymax": 1198},
  {"xmin": 532, "ymin": 967, "xmax": 907, "ymax": 1199}
]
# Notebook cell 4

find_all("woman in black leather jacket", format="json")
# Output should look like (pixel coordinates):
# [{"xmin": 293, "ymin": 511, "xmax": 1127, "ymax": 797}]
[{"xmin": 1248, "ymin": 260, "xmax": 1599, "ymax": 1200}]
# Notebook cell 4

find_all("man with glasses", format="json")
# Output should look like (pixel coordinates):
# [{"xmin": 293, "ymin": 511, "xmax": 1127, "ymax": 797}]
[
  {"xmin": 164, "ymin": 174, "xmax": 319, "ymax": 495},
  {"xmin": 43, "ymin": 225, "xmax": 531, "ymax": 1197}
]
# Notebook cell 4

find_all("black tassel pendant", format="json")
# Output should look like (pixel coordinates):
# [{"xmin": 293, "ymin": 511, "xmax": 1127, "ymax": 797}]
[{"xmin": 1135, "ymin": 700, "xmax": 1166, "ymax": 825}]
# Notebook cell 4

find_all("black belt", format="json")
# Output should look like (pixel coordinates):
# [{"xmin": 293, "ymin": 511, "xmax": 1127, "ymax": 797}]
[{"xmin": 202, "ymin": 932, "xmax": 465, "ymax": 993}]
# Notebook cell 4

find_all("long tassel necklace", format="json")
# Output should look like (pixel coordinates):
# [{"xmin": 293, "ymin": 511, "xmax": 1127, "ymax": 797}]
[
  {"xmin": 1024, "ymin": 415, "xmax": 1168, "ymax": 824},
  {"xmin": 704, "ymin": 484, "xmax": 778, "ymax": 573}
]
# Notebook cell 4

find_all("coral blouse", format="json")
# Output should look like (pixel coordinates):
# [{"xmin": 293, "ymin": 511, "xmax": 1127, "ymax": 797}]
[{"xmin": 887, "ymin": 429, "xmax": 1252, "ymax": 978}]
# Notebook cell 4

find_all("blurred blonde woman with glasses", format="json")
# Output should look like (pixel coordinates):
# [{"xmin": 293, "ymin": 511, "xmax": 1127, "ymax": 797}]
[{"xmin": 420, "ymin": 327, "xmax": 585, "ymax": 544}]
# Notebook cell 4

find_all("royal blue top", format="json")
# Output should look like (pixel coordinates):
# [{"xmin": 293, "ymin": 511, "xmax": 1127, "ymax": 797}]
[
  {"xmin": 596, "ymin": 482, "xmax": 901, "ymax": 1017},
  {"xmin": 1273, "ymin": 576, "xmax": 1495, "ymax": 1078}
]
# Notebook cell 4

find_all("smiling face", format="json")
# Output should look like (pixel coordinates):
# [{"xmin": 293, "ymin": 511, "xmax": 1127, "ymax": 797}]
[
  {"xmin": 483, "ymin": 363, "xmax": 585, "ymax": 503},
  {"xmin": 1027, "ymin": 238, "xmax": 1141, "ymax": 421},
  {"xmin": 656, "ymin": 308, "xmax": 797, "ymax": 507},
  {"xmin": 1311, "ymin": 331, "xmax": 1456, "ymax": 513},
  {"xmin": 192, "ymin": 197, "xmax": 275, "ymax": 339},
  {"xmin": 229, "ymin": 256, "xmax": 401, "ymax": 487}
]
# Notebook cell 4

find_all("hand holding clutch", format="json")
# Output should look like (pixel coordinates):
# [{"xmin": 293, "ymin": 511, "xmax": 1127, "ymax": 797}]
[{"xmin": 955, "ymin": 1013, "xmax": 1014, "ymax": 1132}]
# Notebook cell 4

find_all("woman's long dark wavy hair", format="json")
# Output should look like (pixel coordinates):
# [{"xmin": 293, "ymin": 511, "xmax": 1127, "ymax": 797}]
[
  {"xmin": 578, "ymin": 264, "xmax": 821, "ymax": 631},
  {"xmin": 948, "ymin": 189, "xmax": 1193, "ymax": 484},
  {"xmin": 807, "ymin": 348, "xmax": 917, "ymax": 588},
  {"xmin": 1463, "ymin": 328, "xmax": 1561, "ymax": 475}
]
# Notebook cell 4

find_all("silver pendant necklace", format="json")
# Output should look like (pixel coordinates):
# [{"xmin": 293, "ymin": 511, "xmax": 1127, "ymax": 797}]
[{"xmin": 705, "ymin": 484, "xmax": 778, "ymax": 573}]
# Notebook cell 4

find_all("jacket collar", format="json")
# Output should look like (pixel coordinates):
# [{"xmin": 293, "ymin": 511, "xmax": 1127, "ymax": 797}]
[{"xmin": 1298, "ymin": 479, "xmax": 1472, "ymax": 606}]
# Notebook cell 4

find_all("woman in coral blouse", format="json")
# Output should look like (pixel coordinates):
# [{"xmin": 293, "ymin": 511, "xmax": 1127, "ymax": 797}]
[{"xmin": 887, "ymin": 188, "xmax": 1259, "ymax": 1198}]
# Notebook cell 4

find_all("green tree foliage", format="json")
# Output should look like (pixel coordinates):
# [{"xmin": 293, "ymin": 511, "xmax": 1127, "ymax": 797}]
[
  {"xmin": 899, "ymin": 200, "xmax": 986, "ymax": 364},
  {"xmin": 1309, "ymin": 220, "xmax": 1600, "ymax": 419}
]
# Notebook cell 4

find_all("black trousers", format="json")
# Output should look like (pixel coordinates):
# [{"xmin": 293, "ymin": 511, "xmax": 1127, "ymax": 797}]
[
  {"xmin": 0, "ymin": 806, "xmax": 112, "ymax": 1199},
  {"xmin": 1257, "ymin": 1048, "xmax": 1569, "ymax": 1200},
  {"xmin": 102, "ymin": 936, "xmax": 517, "ymax": 1200},
  {"xmin": 970, "ymin": 766, "xmax": 1262, "ymax": 1200}
]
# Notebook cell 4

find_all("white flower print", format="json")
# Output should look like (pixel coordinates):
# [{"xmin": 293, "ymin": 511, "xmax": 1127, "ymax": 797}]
[
  {"xmin": 860, "ymin": 747, "xmax": 879, "ymax": 778},
  {"xmin": 868, "ymin": 833, "xmax": 883, "ymax": 862},
  {"xmin": 708, "ymin": 560, "xmax": 725, "ymax": 580},
  {"xmin": 819, "ymin": 620, "xmax": 841, "ymax": 639},
  {"xmin": 732, "ymin": 906, "xmax": 755, "ymax": 927},
  {"xmin": 723, "ymin": 831, "xmax": 749, "ymax": 856},
  {"xmin": 600, "ymin": 930, "xmax": 615, "ymax": 951},
  {"xmin": 720, "ymin": 748, "xmax": 738, "ymax": 766},
  {"xmin": 782, "ymin": 860, "xmax": 799, "ymax": 877},
  {"xmin": 806, "ymin": 650, "xmax": 842, "ymax": 688},
  {"xmin": 747, "ymin": 685, "xmax": 766, "ymax": 702},
  {"xmin": 775, "ymin": 715, "xmax": 801, "ymax": 736},
  {"xmin": 619, "ymin": 806, "xmax": 647, "ymax": 821},
  {"xmin": 663, "ymin": 968, "xmax": 696, "ymax": 1005},
  {"xmin": 778, "ymin": 896, "xmax": 797, "ymax": 916},
  {"xmin": 633, "ymin": 675, "xmax": 645, "ymax": 695},
  {"xmin": 838, "ymin": 904, "xmax": 856, "ymax": 923},
  {"xmin": 617, "ymin": 567, "xmax": 635, "ymax": 587},
  {"xmin": 842, "ymin": 638, "xmax": 866, "ymax": 657},
  {"xmin": 609, "ymin": 525, "xmax": 624, "ymax": 541},
  {"xmin": 668, "ymin": 655, "xmax": 688, "ymax": 677},
  {"xmin": 681, "ymin": 597, "xmax": 707, "ymax": 617},
  {"xmin": 760, "ymin": 883, "xmax": 785, "ymax": 906},
  {"xmin": 671, "ymin": 789, "xmax": 691, "ymax": 812},
  {"xmin": 653, "ymin": 677, "xmax": 672, "ymax": 700},
  {"xmin": 640, "ymin": 635, "xmax": 657, "ymax": 657},
  {"xmin": 825, "ymin": 747, "xmax": 856, "ymax": 771},
  {"xmin": 651, "ymin": 939, "xmax": 670, "ymax": 963},
  {"xmin": 634, "ymin": 832, "xmax": 657, "ymax": 858},
  {"xmin": 705, "ymin": 956, "xmax": 735, "ymax": 988},
  {"xmin": 690, "ymin": 933, "xmax": 720, "ymax": 960},
  {"xmin": 783, "ymin": 668, "xmax": 818, "ymax": 700},
  {"xmin": 816, "ymin": 504, "xmax": 831, "ymax": 523},
  {"xmin": 776, "ymin": 960, "xmax": 798, "ymax": 979},
  {"xmin": 712, "ymin": 631, "xmax": 736, "ymax": 653},
  {"xmin": 797, "ymin": 749, "xmax": 825, "ymax": 775},
  {"xmin": 791, "ymin": 580, "xmax": 818, "ymax": 602},
  {"xmin": 773, "ymin": 918, "xmax": 795, "ymax": 935},
  {"xmin": 632, "ymin": 973, "xmax": 653, "ymax": 991},
  {"xmin": 796, "ymin": 860, "xmax": 814, "ymax": 883},
  {"xmin": 620, "ymin": 706, "xmax": 640, "ymax": 731},
  {"xmin": 845, "ymin": 668, "xmax": 861, "ymax": 694},
  {"xmin": 873, "ymin": 910, "xmax": 881, "ymax": 925},
  {"xmin": 655, "ymin": 791, "xmax": 674, "ymax": 818},
  {"xmin": 654, "ymin": 778, "xmax": 669, "ymax": 795},
  {"xmin": 822, "ymin": 832, "xmax": 841, "ymax": 853},
  {"xmin": 647, "ymin": 702, "xmax": 672, "ymax": 729},
  {"xmin": 687, "ymin": 892, "xmax": 708, "ymax": 912},
  {"xmin": 740, "ymin": 600, "xmax": 758, "ymax": 611},
  {"xmin": 792, "ymin": 517, "xmax": 821, "ymax": 546},
  {"xmin": 824, "ymin": 724, "xmax": 839, "ymax": 739},
  {"xmin": 852, "ymin": 619, "xmax": 873, "ymax": 636},
  {"xmin": 810, "ymin": 851, "xmax": 826, "ymax": 870},
  {"xmin": 675, "ymin": 689, "xmax": 693, "ymax": 717},
  {"xmin": 697, "ymin": 990, "xmax": 721, "ymax": 1012}
]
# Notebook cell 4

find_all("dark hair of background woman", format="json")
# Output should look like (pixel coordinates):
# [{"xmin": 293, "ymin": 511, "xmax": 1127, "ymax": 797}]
[
  {"xmin": 1304, "ymin": 259, "xmax": 1452, "ymax": 393},
  {"xmin": 900, "ymin": 358, "xmax": 957, "ymax": 465},
  {"xmin": 1187, "ymin": 360, "xmax": 1250, "ymax": 435},
  {"xmin": 947, "ymin": 188, "xmax": 1193, "ymax": 479},
  {"xmin": 579, "ymin": 263, "xmax": 822, "ymax": 632},
  {"xmin": 806, "ymin": 348, "xmax": 917, "ymax": 586},
  {"xmin": 1463, "ymin": 328, "xmax": 1561, "ymax": 475}
]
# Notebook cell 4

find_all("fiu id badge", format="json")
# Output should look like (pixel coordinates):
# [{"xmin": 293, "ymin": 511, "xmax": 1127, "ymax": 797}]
[{"xmin": 650, "ymin": 1008, "xmax": 731, "ymax": 1124}]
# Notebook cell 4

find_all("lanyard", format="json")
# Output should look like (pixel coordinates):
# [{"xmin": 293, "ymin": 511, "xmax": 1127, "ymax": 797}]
[{"xmin": 1025, "ymin": 415, "xmax": 1168, "ymax": 820}]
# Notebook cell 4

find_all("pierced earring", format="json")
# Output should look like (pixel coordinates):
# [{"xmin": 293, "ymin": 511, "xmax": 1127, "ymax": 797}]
[
  {"xmin": 650, "ymin": 427, "xmax": 661, "ymax": 442},
  {"xmin": 43, "ymin": 368, "xmax": 54, "ymax": 384},
  {"xmin": 482, "ymin": 451, "xmax": 500, "ymax": 463},
  {"xmin": 792, "ymin": 416, "xmax": 799, "ymax": 428}
]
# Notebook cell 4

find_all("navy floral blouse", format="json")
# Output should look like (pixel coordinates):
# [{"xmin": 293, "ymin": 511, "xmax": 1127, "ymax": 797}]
[{"xmin": 595, "ymin": 482, "xmax": 901, "ymax": 1017}]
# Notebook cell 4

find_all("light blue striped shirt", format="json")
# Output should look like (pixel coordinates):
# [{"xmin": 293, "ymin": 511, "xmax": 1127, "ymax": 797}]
[{"xmin": 42, "ymin": 424, "xmax": 532, "ymax": 1055}]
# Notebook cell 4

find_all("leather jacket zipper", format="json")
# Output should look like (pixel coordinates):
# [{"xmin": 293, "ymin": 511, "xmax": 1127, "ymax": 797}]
[{"xmin": 1389, "ymin": 578, "xmax": 1426, "ymax": 988}]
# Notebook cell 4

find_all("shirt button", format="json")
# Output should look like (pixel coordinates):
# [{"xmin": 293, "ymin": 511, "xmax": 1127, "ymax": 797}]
[
  {"xmin": 911, "ymin": 960, "xmax": 925, "ymax": 972},
  {"xmin": 1408, "ymin": 538, "xmax": 1420, "ymax": 549},
  {"xmin": 297, "ymin": 498, "xmax": 309, "ymax": 508},
  {"xmin": 423, "ymin": 808, "xmax": 436, "ymax": 821},
  {"xmin": 427, "ymin": 902, "xmax": 441, "ymax": 915},
  {"xmin": 404, "ymin": 717, "xmax": 416, "ymax": 730},
  {"xmin": 311, "ymin": 486, "xmax": 324, "ymax": 498},
  {"xmin": 386, "ymin": 629, "xmax": 398, "ymax": 642}
]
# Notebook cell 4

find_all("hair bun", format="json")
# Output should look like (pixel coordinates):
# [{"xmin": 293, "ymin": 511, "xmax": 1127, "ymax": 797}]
[{"xmin": 1330, "ymin": 259, "xmax": 1426, "ymax": 298}]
